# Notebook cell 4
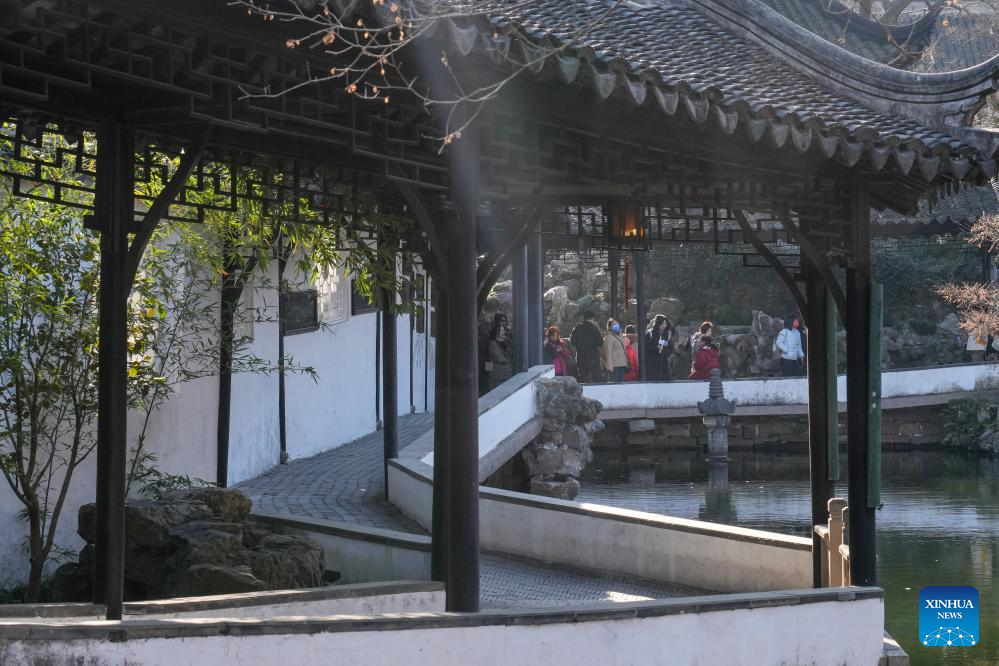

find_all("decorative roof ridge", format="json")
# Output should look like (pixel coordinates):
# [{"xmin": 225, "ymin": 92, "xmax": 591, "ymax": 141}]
[
  {"xmin": 689, "ymin": 0, "xmax": 999, "ymax": 129},
  {"xmin": 814, "ymin": 0, "xmax": 941, "ymax": 42}
]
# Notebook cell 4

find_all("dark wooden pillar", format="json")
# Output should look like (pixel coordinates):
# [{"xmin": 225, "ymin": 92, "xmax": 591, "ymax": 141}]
[
  {"xmin": 443, "ymin": 139, "xmax": 480, "ymax": 612},
  {"xmin": 430, "ymin": 287, "xmax": 449, "ymax": 583},
  {"xmin": 634, "ymin": 251, "xmax": 646, "ymax": 380},
  {"xmin": 216, "ymin": 279, "xmax": 241, "ymax": 487},
  {"xmin": 277, "ymin": 239, "xmax": 289, "ymax": 464},
  {"xmin": 526, "ymin": 233, "xmax": 543, "ymax": 366},
  {"xmin": 609, "ymin": 249, "xmax": 619, "ymax": 319},
  {"xmin": 93, "ymin": 123, "xmax": 133, "ymax": 620},
  {"xmin": 382, "ymin": 288, "xmax": 399, "ymax": 495},
  {"xmin": 846, "ymin": 178, "xmax": 878, "ymax": 586},
  {"xmin": 804, "ymin": 256, "xmax": 838, "ymax": 587},
  {"xmin": 512, "ymin": 245, "xmax": 530, "ymax": 373}
]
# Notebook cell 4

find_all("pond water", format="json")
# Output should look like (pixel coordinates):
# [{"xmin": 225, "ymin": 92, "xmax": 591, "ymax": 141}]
[{"xmin": 578, "ymin": 448, "xmax": 999, "ymax": 666}]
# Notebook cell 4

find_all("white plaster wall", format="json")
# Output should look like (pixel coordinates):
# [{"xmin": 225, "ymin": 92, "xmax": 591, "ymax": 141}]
[
  {"xmin": 389, "ymin": 461, "xmax": 810, "ymax": 592},
  {"xmin": 421, "ymin": 367, "xmax": 553, "ymax": 467},
  {"xmin": 0, "ymin": 375, "xmax": 220, "ymax": 587},
  {"xmin": 0, "ymin": 267, "xmax": 435, "ymax": 586},
  {"xmin": 388, "ymin": 464, "xmax": 434, "ymax": 529},
  {"xmin": 227, "ymin": 268, "xmax": 433, "ymax": 484},
  {"xmin": 881, "ymin": 362, "xmax": 999, "ymax": 396},
  {"xmin": 227, "ymin": 310, "xmax": 281, "ymax": 485},
  {"xmin": 129, "ymin": 375, "xmax": 219, "ymax": 483},
  {"xmin": 0, "ymin": 596, "xmax": 885, "ymax": 666},
  {"xmin": 479, "ymin": 489, "xmax": 811, "ymax": 592},
  {"xmin": 0, "ymin": 448, "xmax": 96, "ymax": 588},
  {"xmin": 584, "ymin": 363, "xmax": 999, "ymax": 410},
  {"xmin": 284, "ymin": 312, "xmax": 380, "ymax": 461}
]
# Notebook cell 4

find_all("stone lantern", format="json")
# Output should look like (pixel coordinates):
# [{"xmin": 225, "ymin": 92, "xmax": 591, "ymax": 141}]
[{"xmin": 697, "ymin": 368, "xmax": 735, "ymax": 461}]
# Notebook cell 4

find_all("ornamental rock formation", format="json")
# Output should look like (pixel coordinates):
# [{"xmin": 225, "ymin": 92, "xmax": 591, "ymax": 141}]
[
  {"xmin": 520, "ymin": 377, "xmax": 604, "ymax": 500},
  {"xmin": 52, "ymin": 487, "xmax": 327, "ymax": 601}
]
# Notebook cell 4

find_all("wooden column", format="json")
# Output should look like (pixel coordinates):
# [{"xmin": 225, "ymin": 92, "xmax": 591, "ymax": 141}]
[
  {"xmin": 430, "ymin": 287, "xmax": 449, "ymax": 583},
  {"xmin": 609, "ymin": 249, "xmax": 619, "ymax": 319},
  {"xmin": 443, "ymin": 138, "xmax": 480, "ymax": 611},
  {"xmin": 277, "ymin": 238, "xmax": 289, "ymax": 464},
  {"xmin": 93, "ymin": 123, "xmax": 133, "ymax": 620},
  {"xmin": 382, "ymin": 287, "xmax": 398, "ymax": 496},
  {"xmin": 804, "ymin": 256, "xmax": 838, "ymax": 587},
  {"xmin": 512, "ymin": 245, "xmax": 530, "ymax": 373},
  {"xmin": 215, "ymin": 279, "xmax": 240, "ymax": 487},
  {"xmin": 526, "ymin": 233, "xmax": 543, "ymax": 366},
  {"xmin": 634, "ymin": 251, "xmax": 646, "ymax": 380},
  {"xmin": 845, "ymin": 177, "xmax": 878, "ymax": 586}
]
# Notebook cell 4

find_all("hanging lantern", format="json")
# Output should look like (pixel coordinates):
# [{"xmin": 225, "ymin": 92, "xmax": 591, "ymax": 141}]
[{"xmin": 607, "ymin": 201, "xmax": 646, "ymax": 250}]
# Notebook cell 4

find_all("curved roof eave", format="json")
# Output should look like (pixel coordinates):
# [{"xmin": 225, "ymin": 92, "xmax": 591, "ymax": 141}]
[
  {"xmin": 820, "ymin": 0, "xmax": 941, "ymax": 42},
  {"xmin": 435, "ymin": 0, "xmax": 998, "ymax": 191},
  {"xmin": 695, "ymin": 0, "xmax": 999, "ymax": 128}
]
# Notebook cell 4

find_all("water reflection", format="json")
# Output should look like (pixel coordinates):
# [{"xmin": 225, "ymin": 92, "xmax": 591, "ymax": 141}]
[
  {"xmin": 579, "ymin": 448, "xmax": 999, "ymax": 666},
  {"xmin": 699, "ymin": 460, "xmax": 737, "ymax": 524}
]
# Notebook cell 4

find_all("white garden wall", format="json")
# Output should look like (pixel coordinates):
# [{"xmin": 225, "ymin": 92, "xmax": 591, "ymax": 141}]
[
  {"xmin": 0, "ymin": 262, "xmax": 434, "ymax": 588},
  {"xmin": 0, "ymin": 590, "xmax": 885, "ymax": 666}
]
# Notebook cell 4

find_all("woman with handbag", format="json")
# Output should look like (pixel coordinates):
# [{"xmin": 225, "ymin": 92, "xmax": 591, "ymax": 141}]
[{"xmin": 601, "ymin": 318, "xmax": 630, "ymax": 383}]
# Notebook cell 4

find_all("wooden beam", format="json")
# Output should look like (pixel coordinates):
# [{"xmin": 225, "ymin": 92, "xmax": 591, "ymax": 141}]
[
  {"xmin": 392, "ymin": 178, "xmax": 449, "ymax": 285},
  {"xmin": 475, "ymin": 189, "xmax": 545, "ymax": 312},
  {"xmin": 778, "ymin": 208, "xmax": 848, "ymax": 326},
  {"xmin": 734, "ymin": 210, "xmax": 808, "ymax": 325},
  {"xmin": 122, "ymin": 125, "xmax": 213, "ymax": 285}
]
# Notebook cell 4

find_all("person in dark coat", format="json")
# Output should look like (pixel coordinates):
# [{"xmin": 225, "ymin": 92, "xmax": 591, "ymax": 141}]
[
  {"xmin": 689, "ymin": 335, "xmax": 720, "ymax": 380},
  {"xmin": 570, "ymin": 310, "xmax": 604, "ymax": 383},
  {"xmin": 486, "ymin": 314, "xmax": 513, "ymax": 390},
  {"xmin": 643, "ymin": 314, "xmax": 673, "ymax": 381}
]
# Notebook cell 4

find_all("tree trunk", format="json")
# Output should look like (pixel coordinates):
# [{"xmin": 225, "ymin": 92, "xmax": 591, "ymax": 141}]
[{"xmin": 26, "ymin": 503, "xmax": 44, "ymax": 602}]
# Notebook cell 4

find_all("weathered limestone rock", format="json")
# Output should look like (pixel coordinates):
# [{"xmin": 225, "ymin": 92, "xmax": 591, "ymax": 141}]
[
  {"xmin": 628, "ymin": 419, "xmax": 655, "ymax": 433},
  {"xmin": 530, "ymin": 478, "xmax": 581, "ymax": 500},
  {"xmin": 544, "ymin": 286, "xmax": 570, "ymax": 329},
  {"xmin": 522, "ymin": 377, "xmax": 603, "ymax": 500},
  {"xmin": 244, "ymin": 534, "xmax": 324, "ymax": 590},
  {"xmin": 53, "ymin": 488, "xmax": 326, "ymax": 602},
  {"xmin": 646, "ymin": 297, "xmax": 684, "ymax": 323},
  {"xmin": 175, "ymin": 564, "xmax": 267, "ymax": 597}
]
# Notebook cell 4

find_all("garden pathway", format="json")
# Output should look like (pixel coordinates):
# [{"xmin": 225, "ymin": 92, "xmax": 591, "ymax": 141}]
[{"xmin": 238, "ymin": 412, "xmax": 700, "ymax": 608}]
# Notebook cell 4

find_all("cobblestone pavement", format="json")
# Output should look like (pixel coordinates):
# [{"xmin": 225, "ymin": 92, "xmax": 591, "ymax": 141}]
[
  {"xmin": 237, "ymin": 412, "xmax": 433, "ymax": 533},
  {"xmin": 238, "ymin": 411, "xmax": 703, "ymax": 607},
  {"xmin": 480, "ymin": 553, "xmax": 702, "ymax": 608}
]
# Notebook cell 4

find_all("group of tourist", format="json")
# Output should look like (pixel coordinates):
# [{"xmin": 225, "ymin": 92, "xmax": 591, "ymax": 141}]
[
  {"xmin": 484, "ymin": 310, "xmax": 809, "ymax": 389},
  {"xmin": 553, "ymin": 311, "xmax": 724, "ymax": 384}
]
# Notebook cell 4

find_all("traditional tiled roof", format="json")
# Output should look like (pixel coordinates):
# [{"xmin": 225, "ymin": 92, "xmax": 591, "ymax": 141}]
[
  {"xmin": 913, "ymin": 11, "xmax": 999, "ymax": 73},
  {"xmin": 759, "ymin": 0, "xmax": 938, "ymax": 67},
  {"xmin": 437, "ymin": 0, "xmax": 999, "ymax": 188},
  {"xmin": 874, "ymin": 183, "xmax": 999, "ymax": 229}
]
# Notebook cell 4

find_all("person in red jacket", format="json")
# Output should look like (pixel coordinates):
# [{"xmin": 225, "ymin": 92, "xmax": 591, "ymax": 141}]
[
  {"xmin": 688, "ymin": 335, "xmax": 720, "ymax": 380},
  {"xmin": 623, "ymin": 324, "xmax": 640, "ymax": 381}
]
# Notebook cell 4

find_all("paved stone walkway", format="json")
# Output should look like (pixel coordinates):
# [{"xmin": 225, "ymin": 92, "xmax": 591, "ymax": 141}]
[
  {"xmin": 480, "ymin": 553, "xmax": 702, "ymax": 608},
  {"xmin": 238, "ymin": 412, "xmax": 432, "ymax": 533},
  {"xmin": 238, "ymin": 411, "xmax": 700, "ymax": 608}
]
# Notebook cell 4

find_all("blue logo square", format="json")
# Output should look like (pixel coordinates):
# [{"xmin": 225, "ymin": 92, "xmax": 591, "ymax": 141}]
[{"xmin": 920, "ymin": 586, "xmax": 979, "ymax": 647}]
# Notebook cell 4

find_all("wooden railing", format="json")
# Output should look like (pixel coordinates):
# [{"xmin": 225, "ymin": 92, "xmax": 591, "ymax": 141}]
[{"xmin": 814, "ymin": 498, "xmax": 850, "ymax": 587}]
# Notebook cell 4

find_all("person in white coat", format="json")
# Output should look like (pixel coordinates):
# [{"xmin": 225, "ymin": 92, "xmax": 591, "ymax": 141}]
[{"xmin": 775, "ymin": 315, "xmax": 804, "ymax": 377}]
